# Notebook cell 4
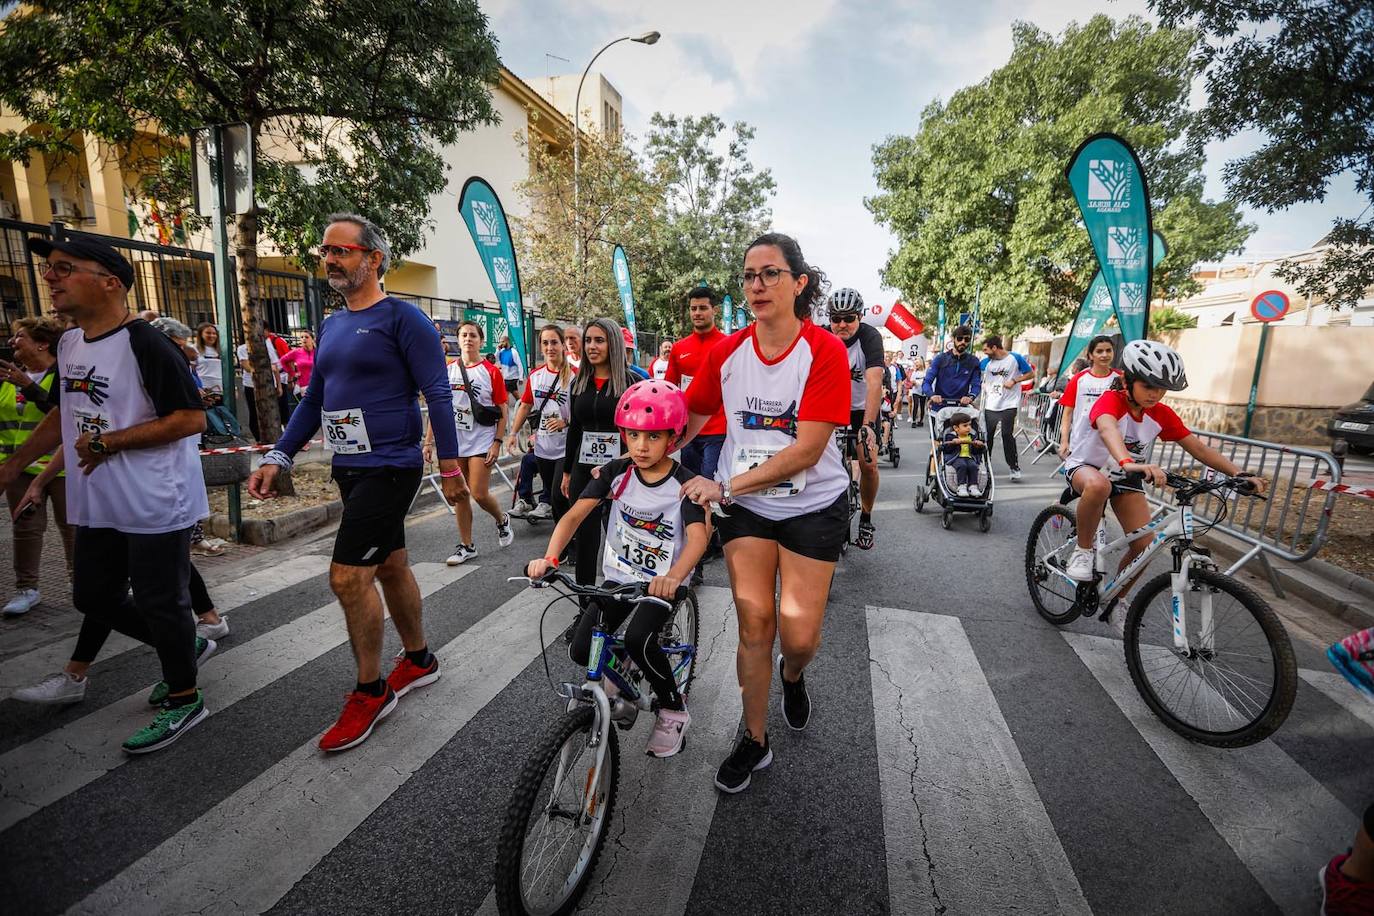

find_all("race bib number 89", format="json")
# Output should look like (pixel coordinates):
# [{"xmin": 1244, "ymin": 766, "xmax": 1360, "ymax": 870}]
[{"xmin": 578, "ymin": 430, "xmax": 619, "ymax": 466}]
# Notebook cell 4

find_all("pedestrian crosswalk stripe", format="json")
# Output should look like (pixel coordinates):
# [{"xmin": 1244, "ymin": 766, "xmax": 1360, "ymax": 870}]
[
  {"xmin": 1, "ymin": 554, "xmax": 332, "ymax": 697},
  {"xmin": 1298, "ymin": 669, "xmax": 1374, "ymax": 731},
  {"xmin": 0, "ymin": 562, "xmax": 472, "ymax": 834},
  {"xmin": 474, "ymin": 587, "xmax": 740, "ymax": 916},
  {"xmin": 867, "ymin": 607, "xmax": 1091, "ymax": 916},
  {"xmin": 66, "ymin": 578, "xmax": 576, "ymax": 916},
  {"xmin": 1063, "ymin": 631, "xmax": 1353, "ymax": 915}
]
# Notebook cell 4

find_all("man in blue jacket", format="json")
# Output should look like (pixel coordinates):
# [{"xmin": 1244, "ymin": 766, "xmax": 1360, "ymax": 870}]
[
  {"xmin": 921, "ymin": 325, "xmax": 982, "ymax": 413},
  {"xmin": 248, "ymin": 213, "xmax": 468, "ymax": 753}
]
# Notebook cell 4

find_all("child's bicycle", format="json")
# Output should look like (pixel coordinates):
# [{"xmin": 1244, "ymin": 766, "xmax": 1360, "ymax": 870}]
[
  {"xmin": 494, "ymin": 572, "xmax": 699, "ymax": 916},
  {"xmin": 1024, "ymin": 470, "xmax": 1296, "ymax": 747}
]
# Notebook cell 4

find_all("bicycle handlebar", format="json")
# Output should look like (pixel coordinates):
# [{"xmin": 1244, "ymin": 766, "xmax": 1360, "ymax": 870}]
[
  {"xmin": 1163, "ymin": 471, "xmax": 1265, "ymax": 500},
  {"xmin": 507, "ymin": 572, "xmax": 676, "ymax": 610}
]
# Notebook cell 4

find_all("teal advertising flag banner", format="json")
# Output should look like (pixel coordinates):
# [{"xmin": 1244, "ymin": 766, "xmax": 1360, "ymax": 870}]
[
  {"xmin": 458, "ymin": 177, "xmax": 527, "ymax": 366},
  {"xmin": 1066, "ymin": 133, "xmax": 1154, "ymax": 344},
  {"xmin": 612, "ymin": 245, "xmax": 637, "ymax": 355},
  {"xmin": 936, "ymin": 296, "xmax": 946, "ymax": 348},
  {"xmin": 1056, "ymin": 231, "xmax": 1167, "ymax": 377},
  {"xmin": 722, "ymin": 294, "xmax": 735, "ymax": 331}
]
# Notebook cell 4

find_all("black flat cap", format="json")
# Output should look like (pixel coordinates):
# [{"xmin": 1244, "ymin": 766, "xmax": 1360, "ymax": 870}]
[{"xmin": 27, "ymin": 236, "xmax": 136, "ymax": 289}]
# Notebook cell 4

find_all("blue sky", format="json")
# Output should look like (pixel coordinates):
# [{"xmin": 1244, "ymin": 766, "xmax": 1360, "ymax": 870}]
[{"xmin": 483, "ymin": 0, "xmax": 1361, "ymax": 307}]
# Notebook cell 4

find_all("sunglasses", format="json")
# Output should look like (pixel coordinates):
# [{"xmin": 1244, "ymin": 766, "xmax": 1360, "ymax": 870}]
[
  {"xmin": 317, "ymin": 244, "xmax": 373, "ymax": 259},
  {"xmin": 830, "ymin": 313, "xmax": 860, "ymax": 323}
]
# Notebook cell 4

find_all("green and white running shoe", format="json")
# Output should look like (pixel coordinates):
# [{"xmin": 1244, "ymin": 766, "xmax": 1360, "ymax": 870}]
[
  {"xmin": 148, "ymin": 637, "xmax": 216, "ymax": 705},
  {"xmin": 123, "ymin": 690, "xmax": 208, "ymax": 755}
]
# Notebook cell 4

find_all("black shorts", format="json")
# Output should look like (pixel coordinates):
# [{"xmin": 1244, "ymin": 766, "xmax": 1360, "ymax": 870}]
[
  {"xmin": 331, "ymin": 466, "xmax": 423, "ymax": 566},
  {"xmin": 849, "ymin": 409, "xmax": 867, "ymax": 435},
  {"xmin": 1067, "ymin": 465, "xmax": 1146, "ymax": 499},
  {"xmin": 716, "ymin": 491, "xmax": 848, "ymax": 563}
]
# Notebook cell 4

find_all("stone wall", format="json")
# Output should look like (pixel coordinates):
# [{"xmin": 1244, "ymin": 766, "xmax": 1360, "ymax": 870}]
[{"xmin": 1167, "ymin": 400, "xmax": 1332, "ymax": 445}]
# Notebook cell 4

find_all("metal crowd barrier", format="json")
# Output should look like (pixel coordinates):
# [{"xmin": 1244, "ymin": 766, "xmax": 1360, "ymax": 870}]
[
  {"xmin": 1016, "ymin": 391, "xmax": 1062, "ymax": 465},
  {"xmin": 1143, "ymin": 431, "xmax": 1343, "ymax": 597}
]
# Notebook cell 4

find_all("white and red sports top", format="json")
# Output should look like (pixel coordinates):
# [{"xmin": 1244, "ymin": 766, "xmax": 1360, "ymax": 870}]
[
  {"xmin": 649, "ymin": 356, "xmax": 670, "ymax": 380},
  {"xmin": 446, "ymin": 359, "xmax": 505, "ymax": 457},
  {"xmin": 686, "ymin": 320, "xmax": 850, "ymax": 520},
  {"xmin": 521, "ymin": 363, "xmax": 575, "ymax": 460},
  {"xmin": 1059, "ymin": 368, "xmax": 1123, "ymax": 461},
  {"xmin": 1079, "ymin": 388, "xmax": 1190, "ymax": 478}
]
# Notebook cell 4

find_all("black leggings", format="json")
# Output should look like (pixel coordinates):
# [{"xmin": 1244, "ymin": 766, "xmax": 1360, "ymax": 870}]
[
  {"xmin": 537, "ymin": 456, "xmax": 569, "ymax": 520},
  {"xmin": 188, "ymin": 563, "xmax": 213, "ymax": 616},
  {"xmin": 568, "ymin": 593, "xmax": 682, "ymax": 710},
  {"xmin": 568, "ymin": 463, "xmax": 609, "ymax": 588},
  {"xmin": 984, "ymin": 407, "xmax": 1020, "ymax": 471}
]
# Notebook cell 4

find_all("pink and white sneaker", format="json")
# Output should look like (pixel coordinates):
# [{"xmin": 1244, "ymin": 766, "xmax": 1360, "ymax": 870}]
[
  {"xmin": 1327, "ymin": 627, "xmax": 1374, "ymax": 701},
  {"xmin": 645, "ymin": 707, "xmax": 691, "ymax": 758}
]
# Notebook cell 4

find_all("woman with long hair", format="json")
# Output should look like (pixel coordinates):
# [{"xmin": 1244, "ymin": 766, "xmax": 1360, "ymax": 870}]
[
  {"xmin": 679, "ymin": 232, "xmax": 851, "ymax": 794},
  {"xmin": 425, "ymin": 319, "xmax": 512, "ymax": 564},
  {"xmin": 505, "ymin": 324, "xmax": 575, "ymax": 521},
  {"xmin": 562, "ymin": 317, "xmax": 633, "ymax": 587},
  {"xmin": 194, "ymin": 323, "xmax": 224, "ymax": 399},
  {"xmin": 280, "ymin": 330, "xmax": 316, "ymax": 398}
]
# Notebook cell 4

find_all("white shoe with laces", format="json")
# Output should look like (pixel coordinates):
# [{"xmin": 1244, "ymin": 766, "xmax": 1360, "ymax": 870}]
[
  {"xmin": 497, "ymin": 514, "xmax": 514, "ymax": 547},
  {"xmin": 3, "ymin": 588, "xmax": 40, "ymax": 616},
  {"xmin": 446, "ymin": 543, "xmax": 477, "ymax": 565},
  {"xmin": 196, "ymin": 614, "xmax": 229, "ymax": 640},
  {"xmin": 1065, "ymin": 545, "xmax": 1096, "ymax": 582},
  {"xmin": 13, "ymin": 671, "xmax": 87, "ymax": 705},
  {"xmin": 529, "ymin": 501, "xmax": 553, "ymax": 520},
  {"xmin": 508, "ymin": 498, "xmax": 533, "ymax": 518}
]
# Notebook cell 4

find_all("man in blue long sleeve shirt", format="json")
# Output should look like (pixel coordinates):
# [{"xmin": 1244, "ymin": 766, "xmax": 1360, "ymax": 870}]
[
  {"xmin": 248, "ymin": 213, "xmax": 467, "ymax": 753},
  {"xmin": 921, "ymin": 324, "xmax": 982, "ymax": 412}
]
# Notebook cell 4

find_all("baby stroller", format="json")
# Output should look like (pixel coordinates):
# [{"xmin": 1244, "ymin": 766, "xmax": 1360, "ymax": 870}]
[{"xmin": 912, "ymin": 404, "xmax": 995, "ymax": 532}]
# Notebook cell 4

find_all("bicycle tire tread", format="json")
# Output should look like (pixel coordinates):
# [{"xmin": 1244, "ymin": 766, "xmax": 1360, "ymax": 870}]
[{"xmin": 1025, "ymin": 504, "xmax": 1082, "ymax": 625}]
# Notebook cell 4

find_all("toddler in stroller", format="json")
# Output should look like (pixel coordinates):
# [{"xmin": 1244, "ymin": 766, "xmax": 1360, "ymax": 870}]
[{"xmin": 941, "ymin": 412, "xmax": 985, "ymax": 497}]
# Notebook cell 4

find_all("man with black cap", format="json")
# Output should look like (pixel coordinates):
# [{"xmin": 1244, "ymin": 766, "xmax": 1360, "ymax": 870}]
[
  {"xmin": 922, "ymin": 324, "xmax": 983, "ymax": 410},
  {"xmin": 0, "ymin": 235, "xmax": 213, "ymax": 754}
]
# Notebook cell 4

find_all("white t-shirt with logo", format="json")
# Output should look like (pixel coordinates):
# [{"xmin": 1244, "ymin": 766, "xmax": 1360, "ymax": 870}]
[
  {"xmin": 1058, "ymin": 368, "xmax": 1123, "ymax": 461},
  {"xmin": 979, "ymin": 351, "xmax": 1032, "ymax": 412},
  {"xmin": 446, "ymin": 360, "xmax": 505, "ymax": 456},
  {"xmin": 521, "ymin": 364, "xmax": 575, "ymax": 461},
  {"xmin": 1073, "ymin": 388, "xmax": 1190, "ymax": 479},
  {"xmin": 579, "ymin": 457, "xmax": 706, "ymax": 584},
  {"xmin": 56, "ymin": 321, "xmax": 209, "ymax": 533},
  {"xmin": 650, "ymin": 357, "xmax": 670, "ymax": 380},
  {"xmin": 844, "ymin": 323, "xmax": 886, "ymax": 411},
  {"xmin": 685, "ymin": 322, "xmax": 851, "ymax": 521}
]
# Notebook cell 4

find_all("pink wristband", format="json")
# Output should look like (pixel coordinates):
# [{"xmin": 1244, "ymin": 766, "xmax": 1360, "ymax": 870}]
[{"xmin": 440, "ymin": 467, "xmax": 465, "ymax": 479}]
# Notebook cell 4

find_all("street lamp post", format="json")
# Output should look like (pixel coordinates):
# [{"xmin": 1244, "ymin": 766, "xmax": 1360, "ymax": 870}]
[{"xmin": 573, "ymin": 30, "xmax": 659, "ymax": 314}]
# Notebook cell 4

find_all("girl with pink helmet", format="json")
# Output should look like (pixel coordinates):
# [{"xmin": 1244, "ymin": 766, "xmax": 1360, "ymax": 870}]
[{"xmin": 527, "ymin": 379, "xmax": 708, "ymax": 758}]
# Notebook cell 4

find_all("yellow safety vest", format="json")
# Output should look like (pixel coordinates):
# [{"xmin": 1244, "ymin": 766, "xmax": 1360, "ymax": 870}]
[{"xmin": 0, "ymin": 370, "xmax": 62, "ymax": 476}]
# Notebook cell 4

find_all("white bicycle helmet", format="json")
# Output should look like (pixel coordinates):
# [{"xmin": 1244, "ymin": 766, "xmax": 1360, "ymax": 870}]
[
  {"xmin": 827, "ymin": 288, "xmax": 864, "ymax": 316},
  {"xmin": 1121, "ymin": 339, "xmax": 1188, "ymax": 391}
]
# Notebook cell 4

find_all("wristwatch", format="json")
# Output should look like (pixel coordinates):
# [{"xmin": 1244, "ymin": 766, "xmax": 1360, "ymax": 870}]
[
  {"xmin": 88, "ymin": 431, "xmax": 111, "ymax": 456},
  {"xmin": 720, "ymin": 478, "xmax": 734, "ymax": 506}
]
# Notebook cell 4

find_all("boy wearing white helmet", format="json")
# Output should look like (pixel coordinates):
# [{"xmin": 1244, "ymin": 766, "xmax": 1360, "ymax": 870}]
[{"xmin": 1062, "ymin": 339, "xmax": 1268, "ymax": 583}]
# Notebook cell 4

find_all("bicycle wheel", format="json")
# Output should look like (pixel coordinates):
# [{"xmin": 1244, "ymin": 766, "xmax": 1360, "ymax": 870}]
[
  {"xmin": 663, "ymin": 589, "xmax": 700, "ymax": 697},
  {"xmin": 1123, "ymin": 568, "xmax": 1297, "ymax": 748},
  {"xmin": 495, "ymin": 707, "xmax": 620, "ymax": 916},
  {"xmin": 1024, "ymin": 504, "xmax": 1081, "ymax": 625}
]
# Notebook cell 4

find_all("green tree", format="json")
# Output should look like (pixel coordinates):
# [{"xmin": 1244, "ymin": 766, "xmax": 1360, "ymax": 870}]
[
  {"xmin": 1150, "ymin": 0, "xmax": 1374, "ymax": 308},
  {"xmin": 0, "ymin": 0, "xmax": 501, "ymax": 445},
  {"xmin": 642, "ymin": 114, "xmax": 775, "ymax": 334},
  {"xmin": 867, "ymin": 16, "xmax": 1252, "ymax": 337},
  {"xmin": 512, "ymin": 128, "xmax": 665, "ymax": 325},
  {"xmin": 1148, "ymin": 305, "xmax": 1199, "ymax": 337}
]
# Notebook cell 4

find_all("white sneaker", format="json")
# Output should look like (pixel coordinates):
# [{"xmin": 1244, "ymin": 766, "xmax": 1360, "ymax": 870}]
[
  {"xmin": 3, "ymin": 588, "xmax": 40, "ymax": 616},
  {"xmin": 497, "ymin": 514, "xmax": 514, "ymax": 547},
  {"xmin": 1010, "ymin": 468, "xmax": 1023, "ymax": 482},
  {"xmin": 446, "ymin": 543, "xmax": 477, "ymax": 565},
  {"xmin": 196, "ymin": 615, "xmax": 229, "ymax": 640},
  {"xmin": 1065, "ymin": 545, "xmax": 1096, "ymax": 582},
  {"xmin": 508, "ymin": 498, "xmax": 534, "ymax": 518},
  {"xmin": 13, "ymin": 671, "xmax": 87, "ymax": 705},
  {"xmin": 956, "ymin": 485, "xmax": 970, "ymax": 497},
  {"xmin": 529, "ymin": 501, "xmax": 553, "ymax": 520}
]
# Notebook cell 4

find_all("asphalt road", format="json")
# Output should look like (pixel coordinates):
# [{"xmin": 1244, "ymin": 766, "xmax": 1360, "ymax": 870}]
[{"xmin": 0, "ymin": 419, "xmax": 1369, "ymax": 916}]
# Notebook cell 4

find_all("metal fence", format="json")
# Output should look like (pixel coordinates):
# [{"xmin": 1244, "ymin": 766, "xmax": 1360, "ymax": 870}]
[
  {"xmin": 2, "ymin": 218, "xmax": 218, "ymax": 331},
  {"xmin": 1143, "ymin": 431, "xmax": 1342, "ymax": 595}
]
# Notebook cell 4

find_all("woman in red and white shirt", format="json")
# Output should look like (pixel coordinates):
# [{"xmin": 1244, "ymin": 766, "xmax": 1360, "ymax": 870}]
[
  {"xmin": 681, "ymin": 232, "xmax": 850, "ymax": 794},
  {"xmin": 425, "ymin": 320, "xmax": 511, "ymax": 564}
]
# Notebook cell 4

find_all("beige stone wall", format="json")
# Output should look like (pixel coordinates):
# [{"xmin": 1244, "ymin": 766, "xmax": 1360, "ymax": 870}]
[{"xmin": 1166, "ymin": 401, "xmax": 1334, "ymax": 445}]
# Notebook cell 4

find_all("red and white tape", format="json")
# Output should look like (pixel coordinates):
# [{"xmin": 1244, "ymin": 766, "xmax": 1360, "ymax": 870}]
[{"xmin": 1310, "ymin": 477, "xmax": 1374, "ymax": 501}]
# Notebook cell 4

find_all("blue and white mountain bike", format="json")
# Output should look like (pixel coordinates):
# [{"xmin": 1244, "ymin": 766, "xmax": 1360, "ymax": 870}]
[{"xmin": 1025, "ymin": 471, "xmax": 1296, "ymax": 748}]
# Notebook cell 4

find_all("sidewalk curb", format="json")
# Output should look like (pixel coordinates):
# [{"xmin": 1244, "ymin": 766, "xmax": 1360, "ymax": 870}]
[{"xmin": 1200, "ymin": 530, "xmax": 1374, "ymax": 631}]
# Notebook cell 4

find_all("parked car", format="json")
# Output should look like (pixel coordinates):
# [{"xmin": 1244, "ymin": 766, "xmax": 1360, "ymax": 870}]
[{"xmin": 1327, "ymin": 381, "xmax": 1374, "ymax": 455}]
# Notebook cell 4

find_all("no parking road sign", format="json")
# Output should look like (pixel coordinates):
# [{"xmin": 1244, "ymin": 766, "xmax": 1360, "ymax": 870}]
[{"xmin": 1250, "ymin": 290, "xmax": 1290, "ymax": 323}]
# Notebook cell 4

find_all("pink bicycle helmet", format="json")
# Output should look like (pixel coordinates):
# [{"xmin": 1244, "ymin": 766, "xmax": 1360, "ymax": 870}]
[{"xmin": 616, "ymin": 379, "xmax": 688, "ymax": 441}]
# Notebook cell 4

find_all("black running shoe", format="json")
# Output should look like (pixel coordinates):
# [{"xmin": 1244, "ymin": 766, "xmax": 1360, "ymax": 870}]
[
  {"xmin": 778, "ymin": 654, "xmax": 811, "ymax": 730},
  {"xmin": 689, "ymin": 565, "xmax": 705, "ymax": 587},
  {"xmin": 714, "ymin": 730, "xmax": 772, "ymax": 794},
  {"xmin": 856, "ymin": 519, "xmax": 875, "ymax": 550}
]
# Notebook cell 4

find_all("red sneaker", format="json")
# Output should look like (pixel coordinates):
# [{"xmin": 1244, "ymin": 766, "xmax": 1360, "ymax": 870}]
[
  {"xmin": 1320, "ymin": 853, "xmax": 1374, "ymax": 915},
  {"xmin": 318, "ymin": 687, "xmax": 397, "ymax": 753},
  {"xmin": 386, "ymin": 652, "xmax": 441, "ymax": 699}
]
